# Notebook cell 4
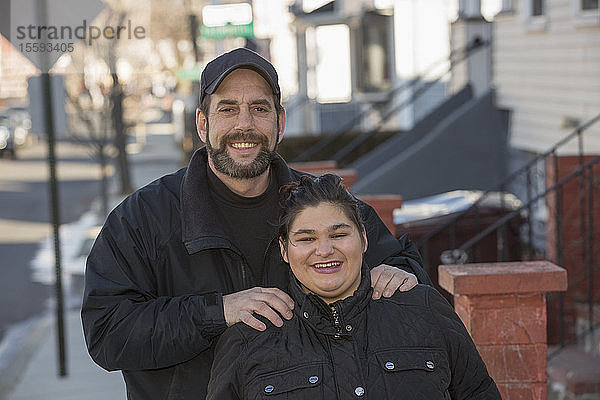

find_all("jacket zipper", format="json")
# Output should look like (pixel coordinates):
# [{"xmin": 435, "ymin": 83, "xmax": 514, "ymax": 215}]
[
  {"xmin": 224, "ymin": 248, "xmax": 252, "ymax": 288},
  {"xmin": 330, "ymin": 305, "xmax": 342, "ymax": 338}
]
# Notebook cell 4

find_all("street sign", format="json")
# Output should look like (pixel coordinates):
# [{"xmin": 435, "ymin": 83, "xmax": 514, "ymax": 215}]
[
  {"xmin": 200, "ymin": 3, "xmax": 254, "ymax": 39},
  {"xmin": 177, "ymin": 66, "xmax": 203, "ymax": 82},
  {"xmin": 200, "ymin": 22, "xmax": 254, "ymax": 39}
]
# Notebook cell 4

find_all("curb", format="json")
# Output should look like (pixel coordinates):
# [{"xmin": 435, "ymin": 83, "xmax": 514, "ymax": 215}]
[{"xmin": 0, "ymin": 312, "xmax": 52, "ymax": 400}]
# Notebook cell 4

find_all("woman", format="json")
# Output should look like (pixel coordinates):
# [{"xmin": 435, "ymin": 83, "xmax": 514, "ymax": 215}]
[{"xmin": 207, "ymin": 174, "xmax": 500, "ymax": 399}]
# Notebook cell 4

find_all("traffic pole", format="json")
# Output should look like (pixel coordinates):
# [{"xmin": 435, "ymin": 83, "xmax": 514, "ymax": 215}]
[{"xmin": 37, "ymin": 0, "xmax": 67, "ymax": 377}]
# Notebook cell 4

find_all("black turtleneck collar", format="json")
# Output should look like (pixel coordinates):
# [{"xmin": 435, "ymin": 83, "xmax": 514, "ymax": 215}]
[
  {"xmin": 206, "ymin": 162, "xmax": 277, "ymax": 208},
  {"xmin": 180, "ymin": 147, "xmax": 297, "ymax": 254}
]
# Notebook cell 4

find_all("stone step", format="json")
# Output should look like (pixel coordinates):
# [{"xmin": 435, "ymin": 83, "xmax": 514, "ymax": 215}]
[{"xmin": 548, "ymin": 346, "xmax": 600, "ymax": 400}]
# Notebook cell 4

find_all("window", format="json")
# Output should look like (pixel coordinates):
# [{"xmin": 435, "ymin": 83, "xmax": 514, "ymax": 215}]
[
  {"xmin": 355, "ymin": 11, "xmax": 392, "ymax": 94},
  {"xmin": 523, "ymin": 0, "xmax": 547, "ymax": 31},
  {"xmin": 306, "ymin": 24, "xmax": 352, "ymax": 103},
  {"xmin": 573, "ymin": 0, "xmax": 599, "ymax": 25},
  {"xmin": 532, "ymin": 0, "xmax": 544, "ymax": 16}
]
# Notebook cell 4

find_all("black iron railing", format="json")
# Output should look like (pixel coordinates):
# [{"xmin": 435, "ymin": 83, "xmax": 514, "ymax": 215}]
[
  {"xmin": 292, "ymin": 38, "xmax": 490, "ymax": 164},
  {"xmin": 414, "ymin": 113, "xmax": 600, "ymax": 355}
]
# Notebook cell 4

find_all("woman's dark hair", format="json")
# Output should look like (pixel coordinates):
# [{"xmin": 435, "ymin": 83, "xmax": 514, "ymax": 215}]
[{"xmin": 279, "ymin": 174, "xmax": 364, "ymax": 249}]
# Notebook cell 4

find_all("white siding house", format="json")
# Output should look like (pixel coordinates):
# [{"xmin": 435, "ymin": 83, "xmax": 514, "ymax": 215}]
[{"xmin": 492, "ymin": 0, "xmax": 600, "ymax": 155}]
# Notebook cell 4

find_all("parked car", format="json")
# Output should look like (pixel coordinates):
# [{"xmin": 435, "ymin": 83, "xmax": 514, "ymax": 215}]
[
  {"xmin": 0, "ymin": 110, "xmax": 32, "ymax": 159},
  {"xmin": 0, "ymin": 115, "xmax": 15, "ymax": 158}
]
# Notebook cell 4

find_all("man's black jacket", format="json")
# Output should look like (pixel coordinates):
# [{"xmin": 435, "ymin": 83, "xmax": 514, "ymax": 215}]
[
  {"xmin": 207, "ymin": 267, "xmax": 501, "ymax": 399},
  {"xmin": 81, "ymin": 148, "xmax": 431, "ymax": 400}
]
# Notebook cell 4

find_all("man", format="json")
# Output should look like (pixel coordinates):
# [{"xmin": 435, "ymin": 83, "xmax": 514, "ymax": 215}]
[{"xmin": 82, "ymin": 48, "xmax": 431, "ymax": 399}]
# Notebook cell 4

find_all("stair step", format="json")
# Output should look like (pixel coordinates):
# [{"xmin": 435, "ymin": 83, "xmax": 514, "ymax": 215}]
[{"xmin": 548, "ymin": 346, "xmax": 600, "ymax": 400}]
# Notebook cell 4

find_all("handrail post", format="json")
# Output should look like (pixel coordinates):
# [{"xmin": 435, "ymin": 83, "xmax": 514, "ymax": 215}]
[
  {"xmin": 587, "ymin": 165, "xmax": 595, "ymax": 340},
  {"xmin": 526, "ymin": 166, "xmax": 535, "ymax": 260}
]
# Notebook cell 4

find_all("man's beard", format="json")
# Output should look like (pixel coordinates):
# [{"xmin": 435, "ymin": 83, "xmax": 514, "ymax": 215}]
[{"xmin": 205, "ymin": 128, "xmax": 278, "ymax": 179}]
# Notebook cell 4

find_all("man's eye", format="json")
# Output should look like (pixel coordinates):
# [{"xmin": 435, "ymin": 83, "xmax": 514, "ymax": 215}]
[
  {"xmin": 332, "ymin": 233, "xmax": 347, "ymax": 239},
  {"xmin": 218, "ymin": 107, "xmax": 235, "ymax": 113},
  {"xmin": 253, "ymin": 106, "xmax": 268, "ymax": 112}
]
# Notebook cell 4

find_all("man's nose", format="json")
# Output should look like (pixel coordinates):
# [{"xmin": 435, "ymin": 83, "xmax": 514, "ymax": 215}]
[{"xmin": 234, "ymin": 106, "xmax": 254, "ymax": 131}]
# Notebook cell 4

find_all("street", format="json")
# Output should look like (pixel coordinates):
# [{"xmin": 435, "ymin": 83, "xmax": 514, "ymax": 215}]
[{"xmin": 0, "ymin": 138, "xmax": 102, "ymax": 341}]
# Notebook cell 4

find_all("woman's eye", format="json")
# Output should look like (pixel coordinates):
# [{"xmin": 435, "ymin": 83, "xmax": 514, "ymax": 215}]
[{"xmin": 296, "ymin": 237, "xmax": 315, "ymax": 242}]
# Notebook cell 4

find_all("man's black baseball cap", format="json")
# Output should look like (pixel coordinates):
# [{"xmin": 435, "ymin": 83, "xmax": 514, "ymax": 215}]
[{"xmin": 199, "ymin": 47, "xmax": 280, "ymax": 105}]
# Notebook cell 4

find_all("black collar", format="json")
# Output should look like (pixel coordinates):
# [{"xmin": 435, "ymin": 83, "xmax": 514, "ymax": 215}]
[
  {"xmin": 180, "ymin": 147, "xmax": 297, "ymax": 254},
  {"xmin": 288, "ymin": 263, "xmax": 373, "ymax": 336}
]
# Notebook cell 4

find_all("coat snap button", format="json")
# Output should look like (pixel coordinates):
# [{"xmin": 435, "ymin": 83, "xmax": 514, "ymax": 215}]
[
  {"xmin": 303, "ymin": 311, "xmax": 309, "ymax": 319},
  {"xmin": 426, "ymin": 361, "xmax": 435, "ymax": 370},
  {"xmin": 385, "ymin": 361, "xmax": 394, "ymax": 370},
  {"xmin": 264, "ymin": 384, "xmax": 274, "ymax": 393},
  {"xmin": 345, "ymin": 324, "xmax": 352, "ymax": 332},
  {"xmin": 354, "ymin": 386, "xmax": 365, "ymax": 396},
  {"xmin": 309, "ymin": 375, "xmax": 319, "ymax": 384}
]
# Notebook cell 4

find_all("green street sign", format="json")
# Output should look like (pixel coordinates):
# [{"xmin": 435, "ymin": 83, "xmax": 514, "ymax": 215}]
[
  {"xmin": 199, "ymin": 22, "xmax": 254, "ymax": 39},
  {"xmin": 177, "ymin": 67, "xmax": 203, "ymax": 82}
]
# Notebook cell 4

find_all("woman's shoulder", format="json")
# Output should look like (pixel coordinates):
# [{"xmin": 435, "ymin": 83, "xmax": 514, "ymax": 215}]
[{"xmin": 382, "ymin": 284, "xmax": 435, "ymax": 307}]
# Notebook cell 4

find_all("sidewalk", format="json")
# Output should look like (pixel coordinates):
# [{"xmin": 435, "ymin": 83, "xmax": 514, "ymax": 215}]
[{"xmin": 3, "ymin": 126, "xmax": 182, "ymax": 400}]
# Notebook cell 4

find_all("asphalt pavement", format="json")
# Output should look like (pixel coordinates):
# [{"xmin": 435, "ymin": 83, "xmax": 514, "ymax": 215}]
[{"xmin": 1, "ymin": 125, "xmax": 183, "ymax": 400}]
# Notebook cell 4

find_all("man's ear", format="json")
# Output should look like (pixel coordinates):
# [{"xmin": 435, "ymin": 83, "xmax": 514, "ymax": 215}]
[
  {"xmin": 279, "ymin": 237, "xmax": 289, "ymax": 263},
  {"xmin": 277, "ymin": 108, "xmax": 286, "ymax": 144},
  {"xmin": 196, "ymin": 108, "xmax": 207, "ymax": 143},
  {"xmin": 361, "ymin": 228, "xmax": 368, "ymax": 253}
]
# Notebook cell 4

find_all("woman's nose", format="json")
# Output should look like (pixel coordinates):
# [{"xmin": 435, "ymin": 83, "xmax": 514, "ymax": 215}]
[{"xmin": 314, "ymin": 239, "xmax": 334, "ymax": 257}]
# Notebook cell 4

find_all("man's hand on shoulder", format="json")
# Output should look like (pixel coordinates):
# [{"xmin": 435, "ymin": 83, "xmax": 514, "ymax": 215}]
[
  {"xmin": 222, "ymin": 287, "xmax": 295, "ymax": 331},
  {"xmin": 370, "ymin": 264, "xmax": 418, "ymax": 299}
]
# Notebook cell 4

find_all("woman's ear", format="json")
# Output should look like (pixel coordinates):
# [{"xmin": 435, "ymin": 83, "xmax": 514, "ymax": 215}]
[
  {"xmin": 279, "ymin": 237, "xmax": 289, "ymax": 263},
  {"xmin": 361, "ymin": 228, "xmax": 368, "ymax": 253}
]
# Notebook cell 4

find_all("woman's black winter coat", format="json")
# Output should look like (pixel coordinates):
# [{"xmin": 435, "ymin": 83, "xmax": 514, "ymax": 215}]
[{"xmin": 207, "ymin": 266, "xmax": 501, "ymax": 399}]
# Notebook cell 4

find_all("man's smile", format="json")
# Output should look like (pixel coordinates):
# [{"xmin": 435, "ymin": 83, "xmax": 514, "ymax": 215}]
[{"xmin": 230, "ymin": 142, "xmax": 259, "ymax": 150}]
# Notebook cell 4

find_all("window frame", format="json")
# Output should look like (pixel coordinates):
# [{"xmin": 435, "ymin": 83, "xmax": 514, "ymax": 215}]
[
  {"xmin": 572, "ymin": 0, "xmax": 599, "ymax": 26},
  {"xmin": 523, "ymin": 0, "xmax": 548, "ymax": 32}
]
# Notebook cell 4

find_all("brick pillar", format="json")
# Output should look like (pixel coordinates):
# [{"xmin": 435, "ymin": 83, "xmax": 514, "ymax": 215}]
[{"xmin": 438, "ymin": 261, "xmax": 568, "ymax": 400}]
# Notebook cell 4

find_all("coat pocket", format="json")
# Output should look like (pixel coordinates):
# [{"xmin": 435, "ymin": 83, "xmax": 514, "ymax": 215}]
[
  {"xmin": 246, "ymin": 363, "xmax": 325, "ymax": 399},
  {"xmin": 372, "ymin": 348, "xmax": 450, "ymax": 398}
]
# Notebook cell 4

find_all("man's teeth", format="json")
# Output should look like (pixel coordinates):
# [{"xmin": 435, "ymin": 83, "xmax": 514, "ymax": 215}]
[
  {"xmin": 313, "ymin": 262, "xmax": 341, "ymax": 268},
  {"xmin": 231, "ymin": 142, "xmax": 257, "ymax": 149}
]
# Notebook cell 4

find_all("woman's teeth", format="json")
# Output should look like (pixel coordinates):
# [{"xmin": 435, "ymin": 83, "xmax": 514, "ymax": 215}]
[{"xmin": 313, "ymin": 262, "xmax": 341, "ymax": 269}]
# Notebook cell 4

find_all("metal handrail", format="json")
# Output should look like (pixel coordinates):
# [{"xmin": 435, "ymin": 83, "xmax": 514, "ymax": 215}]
[
  {"xmin": 292, "ymin": 38, "xmax": 490, "ymax": 163},
  {"xmin": 452, "ymin": 155, "xmax": 600, "ymax": 256},
  {"xmin": 417, "ymin": 113, "xmax": 600, "ymax": 248},
  {"xmin": 330, "ymin": 40, "xmax": 491, "ymax": 163}
]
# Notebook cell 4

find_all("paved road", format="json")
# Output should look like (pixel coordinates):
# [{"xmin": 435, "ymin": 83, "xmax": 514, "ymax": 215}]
[{"xmin": 0, "ymin": 139, "xmax": 102, "ymax": 340}]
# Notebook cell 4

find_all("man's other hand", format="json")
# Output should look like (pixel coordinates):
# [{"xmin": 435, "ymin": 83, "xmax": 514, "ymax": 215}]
[
  {"xmin": 370, "ymin": 264, "xmax": 418, "ymax": 299},
  {"xmin": 223, "ymin": 287, "xmax": 295, "ymax": 331}
]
